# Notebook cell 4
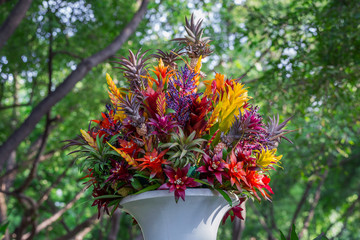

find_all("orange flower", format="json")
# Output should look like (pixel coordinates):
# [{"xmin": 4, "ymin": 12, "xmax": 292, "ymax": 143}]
[
  {"xmin": 224, "ymin": 152, "xmax": 249, "ymax": 191},
  {"xmin": 137, "ymin": 149, "xmax": 169, "ymax": 178},
  {"xmin": 148, "ymin": 59, "xmax": 174, "ymax": 89},
  {"xmin": 245, "ymin": 171, "xmax": 273, "ymax": 200}
]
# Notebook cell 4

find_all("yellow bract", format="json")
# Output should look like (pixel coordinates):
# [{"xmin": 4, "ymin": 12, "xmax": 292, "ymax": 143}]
[
  {"xmin": 107, "ymin": 142, "xmax": 138, "ymax": 167},
  {"xmin": 106, "ymin": 73, "xmax": 123, "ymax": 100},
  {"xmin": 193, "ymin": 56, "xmax": 202, "ymax": 86},
  {"xmin": 255, "ymin": 148, "xmax": 283, "ymax": 169},
  {"xmin": 80, "ymin": 129, "xmax": 97, "ymax": 150},
  {"xmin": 211, "ymin": 76, "xmax": 249, "ymax": 133}
]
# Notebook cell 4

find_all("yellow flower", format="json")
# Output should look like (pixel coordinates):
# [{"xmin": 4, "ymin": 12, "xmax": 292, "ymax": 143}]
[
  {"xmin": 211, "ymin": 77, "xmax": 249, "ymax": 133},
  {"xmin": 255, "ymin": 148, "xmax": 283, "ymax": 170}
]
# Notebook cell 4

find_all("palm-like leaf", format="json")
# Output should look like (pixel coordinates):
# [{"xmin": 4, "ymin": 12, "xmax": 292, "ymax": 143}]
[
  {"xmin": 161, "ymin": 128, "xmax": 205, "ymax": 168},
  {"xmin": 171, "ymin": 14, "xmax": 212, "ymax": 58},
  {"xmin": 113, "ymin": 49, "xmax": 150, "ymax": 91},
  {"xmin": 119, "ymin": 95, "xmax": 144, "ymax": 126},
  {"xmin": 151, "ymin": 48, "xmax": 184, "ymax": 69}
]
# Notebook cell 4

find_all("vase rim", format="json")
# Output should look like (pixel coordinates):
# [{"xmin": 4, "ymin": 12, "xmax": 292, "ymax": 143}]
[{"xmin": 120, "ymin": 188, "xmax": 239, "ymax": 206}]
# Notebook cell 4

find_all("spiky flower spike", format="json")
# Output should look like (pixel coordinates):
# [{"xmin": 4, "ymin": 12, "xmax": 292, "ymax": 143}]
[
  {"xmin": 151, "ymin": 48, "xmax": 184, "ymax": 70},
  {"xmin": 119, "ymin": 95, "xmax": 146, "ymax": 135},
  {"xmin": 266, "ymin": 115, "xmax": 293, "ymax": 149},
  {"xmin": 172, "ymin": 14, "xmax": 212, "ymax": 63},
  {"xmin": 113, "ymin": 49, "xmax": 149, "ymax": 91}
]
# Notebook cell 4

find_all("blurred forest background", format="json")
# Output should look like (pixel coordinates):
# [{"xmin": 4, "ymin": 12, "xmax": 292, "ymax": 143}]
[{"xmin": 0, "ymin": 0, "xmax": 359, "ymax": 239}]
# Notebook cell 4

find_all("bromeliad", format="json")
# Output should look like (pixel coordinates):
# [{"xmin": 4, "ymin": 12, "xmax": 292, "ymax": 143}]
[{"xmin": 65, "ymin": 13, "xmax": 294, "ymax": 223}]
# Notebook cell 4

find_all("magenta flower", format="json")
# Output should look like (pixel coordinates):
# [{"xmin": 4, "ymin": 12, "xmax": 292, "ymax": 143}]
[
  {"xmin": 148, "ymin": 114, "xmax": 178, "ymax": 137},
  {"xmin": 222, "ymin": 198, "xmax": 246, "ymax": 224},
  {"xmin": 197, "ymin": 152, "xmax": 226, "ymax": 185},
  {"xmin": 159, "ymin": 164, "xmax": 201, "ymax": 202}
]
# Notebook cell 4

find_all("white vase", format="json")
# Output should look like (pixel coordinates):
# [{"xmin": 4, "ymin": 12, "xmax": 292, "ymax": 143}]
[{"xmin": 119, "ymin": 189, "xmax": 239, "ymax": 240}]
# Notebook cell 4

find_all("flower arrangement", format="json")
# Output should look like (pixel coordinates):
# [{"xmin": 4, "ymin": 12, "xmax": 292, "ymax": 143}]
[{"xmin": 65, "ymin": 14, "xmax": 293, "ymax": 222}]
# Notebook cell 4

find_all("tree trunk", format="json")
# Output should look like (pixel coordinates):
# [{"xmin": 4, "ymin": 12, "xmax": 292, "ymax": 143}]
[
  {"xmin": 0, "ymin": 0, "xmax": 33, "ymax": 50},
  {"xmin": 0, "ymin": 0, "xmax": 150, "ymax": 167}
]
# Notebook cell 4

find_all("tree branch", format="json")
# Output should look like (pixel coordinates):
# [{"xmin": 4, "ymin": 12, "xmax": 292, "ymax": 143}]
[
  {"xmin": 52, "ymin": 50, "xmax": 84, "ymax": 60},
  {"xmin": 287, "ymin": 178, "xmax": 316, "ymax": 239},
  {"xmin": 324, "ymin": 186, "xmax": 360, "ymax": 238},
  {"xmin": 37, "ymin": 158, "xmax": 76, "ymax": 206},
  {"xmin": 21, "ymin": 187, "xmax": 86, "ymax": 240},
  {"xmin": 235, "ymin": 45, "xmax": 271, "ymax": 82},
  {"xmin": 298, "ymin": 168, "xmax": 329, "ymax": 239},
  {"xmin": 248, "ymin": 201, "xmax": 275, "ymax": 240},
  {"xmin": 0, "ymin": 103, "xmax": 31, "ymax": 111},
  {"xmin": 0, "ymin": 0, "xmax": 33, "ymax": 50},
  {"xmin": 0, "ymin": 0, "xmax": 150, "ymax": 166},
  {"xmin": 55, "ymin": 214, "xmax": 98, "ymax": 240},
  {"xmin": 107, "ymin": 210, "xmax": 122, "ymax": 240}
]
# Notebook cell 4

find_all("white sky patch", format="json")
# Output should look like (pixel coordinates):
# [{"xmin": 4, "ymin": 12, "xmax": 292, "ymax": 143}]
[
  {"xmin": 234, "ymin": 0, "xmax": 246, "ymax": 5},
  {"xmin": 56, "ymin": 189, "xmax": 63, "ymax": 197},
  {"xmin": 283, "ymin": 48, "xmax": 297, "ymax": 58}
]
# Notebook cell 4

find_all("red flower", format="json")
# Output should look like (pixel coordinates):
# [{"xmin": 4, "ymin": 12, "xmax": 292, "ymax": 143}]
[
  {"xmin": 222, "ymin": 198, "xmax": 246, "ymax": 224},
  {"xmin": 159, "ymin": 164, "xmax": 201, "ymax": 202},
  {"xmin": 197, "ymin": 152, "xmax": 226, "ymax": 185},
  {"xmin": 80, "ymin": 168, "xmax": 96, "ymax": 187},
  {"xmin": 106, "ymin": 160, "xmax": 132, "ymax": 184},
  {"xmin": 118, "ymin": 139, "xmax": 140, "ymax": 157},
  {"xmin": 245, "ymin": 170, "xmax": 273, "ymax": 200},
  {"xmin": 137, "ymin": 149, "xmax": 169, "ymax": 178},
  {"xmin": 91, "ymin": 185, "xmax": 111, "ymax": 218},
  {"xmin": 224, "ymin": 151, "xmax": 249, "ymax": 191}
]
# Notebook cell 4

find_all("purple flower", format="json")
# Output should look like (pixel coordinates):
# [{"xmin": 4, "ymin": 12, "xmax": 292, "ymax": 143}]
[{"xmin": 166, "ymin": 65, "xmax": 201, "ymax": 126}]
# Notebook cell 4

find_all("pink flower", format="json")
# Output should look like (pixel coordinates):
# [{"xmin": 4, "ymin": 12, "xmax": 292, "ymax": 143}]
[
  {"xmin": 222, "ymin": 198, "xmax": 246, "ymax": 224},
  {"xmin": 197, "ymin": 152, "xmax": 226, "ymax": 185},
  {"xmin": 159, "ymin": 164, "xmax": 201, "ymax": 202}
]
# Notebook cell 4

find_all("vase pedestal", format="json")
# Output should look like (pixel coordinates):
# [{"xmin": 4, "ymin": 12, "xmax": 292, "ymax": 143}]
[{"xmin": 119, "ymin": 189, "xmax": 239, "ymax": 240}]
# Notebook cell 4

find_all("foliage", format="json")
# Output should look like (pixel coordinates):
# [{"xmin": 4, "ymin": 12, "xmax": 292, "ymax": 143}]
[
  {"xmin": 0, "ymin": 0, "xmax": 359, "ymax": 239},
  {"xmin": 68, "ymin": 16, "xmax": 292, "ymax": 222}
]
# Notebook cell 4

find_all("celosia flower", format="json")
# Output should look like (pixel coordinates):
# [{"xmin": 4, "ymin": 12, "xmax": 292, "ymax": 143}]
[
  {"xmin": 137, "ymin": 149, "xmax": 169, "ymax": 178},
  {"xmin": 159, "ymin": 164, "xmax": 201, "ymax": 202},
  {"xmin": 197, "ymin": 152, "xmax": 226, "ymax": 185},
  {"xmin": 224, "ymin": 152, "xmax": 249, "ymax": 191}
]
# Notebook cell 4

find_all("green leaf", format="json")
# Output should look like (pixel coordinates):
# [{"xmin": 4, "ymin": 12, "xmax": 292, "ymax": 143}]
[
  {"xmin": 131, "ymin": 178, "xmax": 143, "ymax": 190},
  {"xmin": 93, "ymin": 195, "xmax": 122, "ymax": 200},
  {"xmin": 194, "ymin": 179, "xmax": 211, "ymax": 186},
  {"xmin": 134, "ymin": 183, "xmax": 160, "ymax": 195},
  {"xmin": 180, "ymin": 149, "xmax": 188, "ymax": 159},
  {"xmin": 166, "ymin": 108, "xmax": 176, "ymax": 114},
  {"xmin": 291, "ymin": 224, "xmax": 299, "ymax": 240},
  {"xmin": 109, "ymin": 199, "xmax": 121, "ymax": 216},
  {"xmin": 313, "ymin": 233, "xmax": 329, "ymax": 240},
  {"xmin": 0, "ymin": 221, "xmax": 9, "ymax": 234},
  {"xmin": 279, "ymin": 230, "xmax": 287, "ymax": 240},
  {"xmin": 216, "ymin": 188, "xmax": 233, "ymax": 207}
]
